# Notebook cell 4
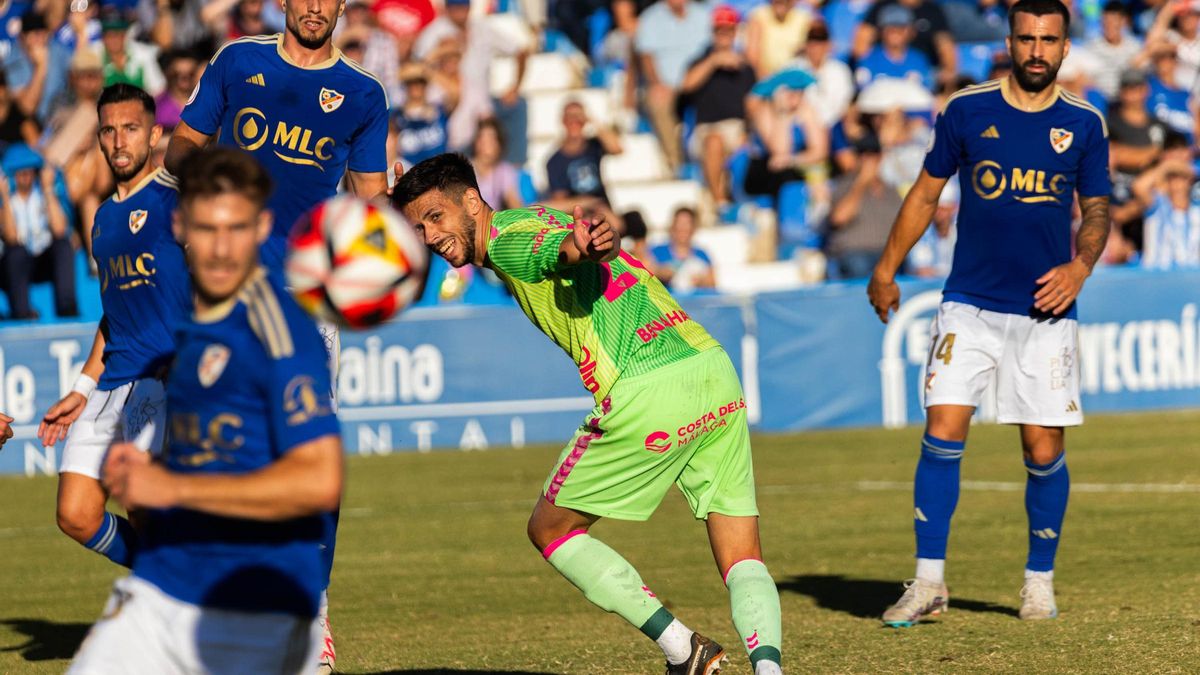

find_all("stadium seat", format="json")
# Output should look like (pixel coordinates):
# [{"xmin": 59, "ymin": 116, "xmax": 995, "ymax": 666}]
[
  {"xmin": 714, "ymin": 260, "xmax": 803, "ymax": 294},
  {"xmin": 957, "ymin": 41, "xmax": 1004, "ymax": 83},
  {"xmin": 600, "ymin": 134, "xmax": 671, "ymax": 185},
  {"xmin": 524, "ymin": 137, "xmax": 560, "ymax": 194},
  {"xmin": 526, "ymin": 88, "xmax": 614, "ymax": 141},
  {"xmin": 517, "ymin": 168, "xmax": 539, "ymax": 205},
  {"xmin": 824, "ymin": 0, "xmax": 873, "ymax": 58},
  {"xmin": 692, "ymin": 224, "xmax": 752, "ymax": 271},
  {"xmin": 490, "ymin": 52, "xmax": 586, "ymax": 97},
  {"xmin": 607, "ymin": 180, "xmax": 703, "ymax": 235},
  {"xmin": 777, "ymin": 181, "xmax": 818, "ymax": 248}
]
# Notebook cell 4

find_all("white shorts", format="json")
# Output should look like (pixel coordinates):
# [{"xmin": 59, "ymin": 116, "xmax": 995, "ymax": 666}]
[
  {"xmin": 69, "ymin": 576, "xmax": 321, "ymax": 675},
  {"xmin": 923, "ymin": 301, "xmax": 1083, "ymax": 427},
  {"xmin": 317, "ymin": 321, "xmax": 340, "ymax": 412},
  {"xmin": 59, "ymin": 379, "xmax": 168, "ymax": 479}
]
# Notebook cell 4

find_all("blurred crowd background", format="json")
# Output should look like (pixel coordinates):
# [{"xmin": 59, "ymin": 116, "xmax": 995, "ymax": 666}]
[{"xmin": 1, "ymin": 0, "xmax": 1198, "ymax": 318}]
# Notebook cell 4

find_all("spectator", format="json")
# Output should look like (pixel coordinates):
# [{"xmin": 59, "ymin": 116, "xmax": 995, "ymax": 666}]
[
  {"xmin": 0, "ymin": 145, "xmax": 77, "ymax": 319},
  {"xmin": 1109, "ymin": 68, "xmax": 1168, "ymax": 178},
  {"xmin": 745, "ymin": 0, "xmax": 810, "ymax": 79},
  {"xmin": 412, "ymin": 0, "xmax": 530, "ymax": 160},
  {"xmin": 1146, "ymin": 42, "xmax": 1195, "ymax": 142},
  {"xmin": 1145, "ymin": 0, "xmax": 1200, "ymax": 93},
  {"xmin": 906, "ymin": 180, "xmax": 958, "ymax": 278},
  {"xmin": 392, "ymin": 62, "xmax": 449, "ymax": 169},
  {"xmin": 0, "ymin": 72, "xmax": 40, "ymax": 152},
  {"xmin": 153, "ymin": 47, "xmax": 198, "ymax": 133},
  {"xmin": 745, "ymin": 69, "xmax": 827, "ymax": 200},
  {"xmin": 650, "ymin": 207, "xmax": 716, "ymax": 291},
  {"xmin": 337, "ymin": 0, "xmax": 401, "ymax": 103},
  {"xmin": 853, "ymin": 0, "xmax": 956, "ymax": 86},
  {"xmin": 472, "ymin": 118, "xmax": 523, "ymax": 210},
  {"xmin": 829, "ymin": 102, "xmax": 880, "ymax": 176},
  {"xmin": 604, "ymin": 0, "xmax": 655, "ymax": 117},
  {"xmin": 854, "ymin": 5, "xmax": 934, "ymax": 91},
  {"xmin": 790, "ymin": 20, "xmax": 853, "ymax": 128},
  {"xmin": 680, "ymin": 5, "xmax": 756, "ymax": 209},
  {"xmin": 825, "ymin": 150, "xmax": 901, "ymax": 279},
  {"xmin": 98, "ymin": 8, "xmax": 165, "ymax": 95},
  {"xmin": 5, "ymin": 13, "xmax": 54, "ymax": 121},
  {"xmin": 425, "ymin": 38, "xmax": 463, "ymax": 116},
  {"xmin": 620, "ymin": 208, "xmax": 650, "ymax": 261},
  {"xmin": 1130, "ymin": 157, "xmax": 1200, "ymax": 269},
  {"xmin": 135, "ymin": 0, "xmax": 216, "ymax": 53},
  {"xmin": 634, "ymin": 0, "xmax": 711, "ymax": 170},
  {"xmin": 545, "ymin": 100, "xmax": 622, "ymax": 206},
  {"xmin": 1084, "ymin": 0, "xmax": 1144, "ymax": 99},
  {"xmin": 222, "ymin": 0, "xmax": 269, "ymax": 40},
  {"xmin": 1057, "ymin": 48, "xmax": 1107, "ymax": 119}
]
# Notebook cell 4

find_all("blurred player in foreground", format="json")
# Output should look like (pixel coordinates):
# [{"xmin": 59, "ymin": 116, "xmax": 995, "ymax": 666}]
[
  {"xmin": 165, "ymin": 1, "xmax": 389, "ymax": 664},
  {"xmin": 38, "ymin": 84, "xmax": 189, "ymax": 569},
  {"xmin": 70, "ymin": 148, "xmax": 342, "ymax": 674},
  {"xmin": 393, "ymin": 153, "xmax": 784, "ymax": 675},
  {"xmin": 867, "ymin": 0, "xmax": 1109, "ymax": 626}
]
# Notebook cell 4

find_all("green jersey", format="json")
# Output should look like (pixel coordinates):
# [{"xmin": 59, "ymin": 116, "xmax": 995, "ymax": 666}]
[{"xmin": 486, "ymin": 206, "xmax": 719, "ymax": 402}]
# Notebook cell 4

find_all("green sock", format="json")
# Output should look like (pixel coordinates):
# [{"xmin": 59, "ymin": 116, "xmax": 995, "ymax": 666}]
[
  {"xmin": 725, "ymin": 559, "xmax": 782, "ymax": 669},
  {"xmin": 544, "ymin": 531, "xmax": 675, "ymax": 639}
]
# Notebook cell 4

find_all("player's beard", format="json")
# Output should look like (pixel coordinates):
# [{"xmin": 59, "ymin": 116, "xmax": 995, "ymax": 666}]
[
  {"xmin": 455, "ymin": 212, "xmax": 477, "ymax": 268},
  {"xmin": 287, "ymin": 12, "xmax": 336, "ymax": 51},
  {"xmin": 1013, "ymin": 57, "xmax": 1060, "ymax": 93},
  {"xmin": 104, "ymin": 147, "xmax": 150, "ymax": 183}
]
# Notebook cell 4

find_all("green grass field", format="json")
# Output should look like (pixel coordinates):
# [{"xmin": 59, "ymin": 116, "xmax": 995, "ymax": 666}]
[{"xmin": 1, "ymin": 410, "xmax": 1198, "ymax": 674}]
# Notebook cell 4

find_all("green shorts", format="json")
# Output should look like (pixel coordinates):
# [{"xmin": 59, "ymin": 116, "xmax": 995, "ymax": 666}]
[{"xmin": 542, "ymin": 347, "xmax": 758, "ymax": 521}]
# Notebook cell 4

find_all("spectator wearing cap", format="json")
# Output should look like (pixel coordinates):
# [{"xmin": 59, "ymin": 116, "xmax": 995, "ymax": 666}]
[
  {"xmin": 1109, "ymin": 68, "xmax": 1169, "ymax": 178},
  {"xmin": 545, "ymin": 99, "xmax": 622, "ymax": 207},
  {"xmin": 634, "ymin": 0, "xmax": 712, "ymax": 171},
  {"xmin": 680, "ymin": 5, "xmax": 756, "ymax": 209},
  {"xmin": 853, "ymin": 0, "xmax": 956, "ymax": 86},
  {"xmin": 0, "ymin": 144, "xmax": 77, "ymax": 319},
  {"xmin": 650, "ymin": 207, "xmax": 716, "ymax": 292},
  {"xmin": 746, "ymin": 0, "xmax": 810, "ymax": 79},
  {"xmin": 1129, "ymin": 157, "xmax": 1200, "ymax": 269},
  {"xmin": 788, "ymin": 20, "xmax": 853, "ymax": 127},
  {"xmin": 413, "ymin": 0, "xmax": 530, "ymax": 161},
  {"xmin": 1083, "ymin": 1, "xmax": 1145, "ymax": 99},
  {"xmin": 1145, "ymin": 0, "xmax": 1200, "ymax": 93},
  {"xmin": 855, "ymin": 5, "xmax": 934, "ymax": 91},
  {"xmin": 154, "ymin": 47, "xmax": 199, "ymax": 133},
  {"xmin": 97, "ymin": 8, "xmax": 164, "ymax": 95},
  {"xmin": 0, "ymin": 72, "xmax": 40, "ymax": 153},
  {"xmin": 744, "ymin": 67, "xmax": 827, "ymax": 200},
  {"xmin": 392, "ymin": 62, "xmax": 450, "ymax": 169},
  {"xmin": 1146, "ymin": 42, "xmax": 1196, "ymax": 142}
]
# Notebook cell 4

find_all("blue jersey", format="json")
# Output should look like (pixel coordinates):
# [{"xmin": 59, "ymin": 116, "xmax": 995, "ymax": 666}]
[
  {"xmin": 854, "ymin": 47, "xmax": 933, "ymax": 90},
  {"xmin": 1148, "ymin": 76, "xmax": 1193, "ymax": 142},
  {"xmin": 394, "ymin": 106, "xmax": 449, "ymax": 168},
  {"xmin": 181, "ymin": 34, "xmax": 390, "ymax": 271},
  {"xmin": 134, "ymin": 268, "xmax": 339, "ymax": 617},
  {"xmin": 924, "ymin": 79, "xmax": 1110, "ymax": 318},
  {"xmin": 91, "ymin": 170, "xmax": 191, "ymax": 390}
]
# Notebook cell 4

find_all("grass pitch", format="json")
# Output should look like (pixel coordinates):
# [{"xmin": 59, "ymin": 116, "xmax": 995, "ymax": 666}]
[{"xmin": 1, "ymin": 410, "xmax": 1198, "ymax": 674}]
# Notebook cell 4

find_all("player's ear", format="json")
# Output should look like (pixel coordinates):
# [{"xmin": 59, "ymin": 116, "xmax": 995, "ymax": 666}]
[
  {"xmin": 172, "ymin": 207, "xmax": 184, "ymax": 245},
  {"xmin": 338, "ymin": 0, "xmax": 345, "ymax": 16},
  {"xmin": 256, "ymin": 208, "xmax": 273, "ymax": 244},
  {"xmin": 149, "ymin": 124, "xmax": 163, "ymax": 149},
  {"xmin": 462, "ymin": 187, "xmax": 482, "ymax": 215}
]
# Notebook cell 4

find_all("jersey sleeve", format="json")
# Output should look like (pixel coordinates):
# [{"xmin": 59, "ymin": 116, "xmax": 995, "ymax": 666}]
[
  {"xmin": 264, "ymin": 318, "xmax": 339, "ymax": 456},
  {"xmin": 179, "ymin": 43, "xmax": 230, "ymax": 135},
  {"xmin": 923, "ymin": 100, "xmax": 963, "ymax": 179},
  {"xmin": 1075, "ymin": 115, "xmax": 1112, "ymax": 198},
  {"xmin": 487, "ymin": 218, "xmax": 572, "ymax": 283},
  {"xmin": 347, "ymin": 80, "xmax": 390, "ymax": 174}
]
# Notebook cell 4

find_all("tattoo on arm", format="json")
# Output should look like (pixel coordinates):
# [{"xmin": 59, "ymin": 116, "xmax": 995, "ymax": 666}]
[{"xmin": 1076, "ymin": 195, "xmax": 1110, "ymax": 271}]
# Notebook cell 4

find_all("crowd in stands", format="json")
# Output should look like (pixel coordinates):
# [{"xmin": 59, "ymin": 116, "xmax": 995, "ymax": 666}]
[{"xmin": 2, "ymin": 0, "xmax": 1200, "ymax": 319}]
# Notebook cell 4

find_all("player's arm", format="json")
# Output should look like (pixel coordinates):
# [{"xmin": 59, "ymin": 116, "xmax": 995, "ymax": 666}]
[
  {"xmin": 38, "ymin": 324, "xmax": 106, "ymax": 447},
  {"xmin": 103, "ymin": 434, "xmax": 343, "ymax": 520},
  {"xmin": 164, "ymin": 121, "xmax": 212, "ymax": 176},
  {"xmin": 558, "ymin": 206, "xmax": 620, "ymax": 266},
  {"xmin": 0, "ymin": 411, "xmax": 13, "ymax": 449},
  {"xmin": 867, "ymin": 169, "xmax": 949, "ymax": 323},
  {"xmin": 346, "ymin": 170, "xmax": 388, "ymax": 202},
  {"xmin": 1032, "ymin": 194, "xmax": 1109, "ymax": 314}
]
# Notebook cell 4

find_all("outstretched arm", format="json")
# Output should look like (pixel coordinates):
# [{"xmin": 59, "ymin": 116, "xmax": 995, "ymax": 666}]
[
  {"xmin": 1033, "ymin": 195, "xmax": 1109, "ymax": 315},
  {"xmin": 164, "ymin": 121, "xmax": 212, "ymax": 176},
  {"xmin": 558, "ymin": 206, "xmax": 620, "ymax": 266},
  {"xmin": 867, "ymin": 170, "xmax": 949, "ymax": 323}
]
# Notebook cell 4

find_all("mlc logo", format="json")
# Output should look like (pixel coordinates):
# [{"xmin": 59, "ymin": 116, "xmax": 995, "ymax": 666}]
[
  {"xmin": 971, "ymin": 160, "xmax": 1068, "ymax": 204},
  {"xmin": 232, "ymin": 107, "xmax": 336, "ymax": 171}
]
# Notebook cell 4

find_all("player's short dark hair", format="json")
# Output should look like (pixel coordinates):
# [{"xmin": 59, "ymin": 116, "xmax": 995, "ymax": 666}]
[
  {"xmin": 391, "ymin": 153, "xmax": 481, "ymax": 211},
  {"xmin": 177, "ymin": 147, "xmax": 273, "ymax": 210},
  {"xmin": 1008, "ymin": 0, "xmax": 1071, "ymax": 35},
  {"xmin": 97, "ymin": 83, "xmax": 156, "ymax": 118}
]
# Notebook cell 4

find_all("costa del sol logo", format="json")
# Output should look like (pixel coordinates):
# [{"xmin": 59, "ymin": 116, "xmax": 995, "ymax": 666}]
[{"xmin": 644, "ymin": 430, "xmax": 671, "ymax": 453}]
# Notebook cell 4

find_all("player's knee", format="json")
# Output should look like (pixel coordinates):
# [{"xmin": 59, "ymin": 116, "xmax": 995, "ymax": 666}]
[
  {"xmin": 56, "ymin": 500, "xmax": 103, "ymax": 544},
  {"xmin": 1024, "ymin": 443, "xmax": 1064, "ymax": 466}
]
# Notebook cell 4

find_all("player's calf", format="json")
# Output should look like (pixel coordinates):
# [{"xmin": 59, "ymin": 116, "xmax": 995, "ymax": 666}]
[{"xmin": 57, "ymin": 474, "xmax": 138, "ymax": 567}]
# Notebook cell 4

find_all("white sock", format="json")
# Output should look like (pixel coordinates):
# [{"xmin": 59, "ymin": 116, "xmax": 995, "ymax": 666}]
[
  {"xmin": 915, "ymin": 558, "xmax": 945, "ymax": 584},
  {"xmin": 1025, "ymin": 569, "xmax": 1053, "ymax": 581},
  {"xmin": 656, "ymin": 619, "xmax": 694, "ymax": 665},
  {"xmin": 755, "ymin": 661, "xmax": 785, "ymax": 675}
]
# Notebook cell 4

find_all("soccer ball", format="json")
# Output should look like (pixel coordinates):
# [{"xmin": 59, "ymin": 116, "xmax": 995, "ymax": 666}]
[{"xmin": 286, "ymin": 195, "xmax": 428, "ymax": 329}]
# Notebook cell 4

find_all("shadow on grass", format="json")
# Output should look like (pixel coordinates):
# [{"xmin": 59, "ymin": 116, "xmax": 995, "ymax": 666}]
[
  {"xmin": 778, "ymin": 574, "xmax": 1019, "ymax": 619},
  {"xmin": 0, "ymin": 618, "xmax": 91, "ymax": 661},
  {"xmin": 360, "ymin": 671, "xmax": 558, "ymax": 674}
]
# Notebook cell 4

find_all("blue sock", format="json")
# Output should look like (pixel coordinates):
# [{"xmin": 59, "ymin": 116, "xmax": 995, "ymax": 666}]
[
  {"xmin": 83, "ymin": 511, "xmax": 138, "ymax": 568},
  {"xmin": 1025, "ymin": 453, "xmax": 1069, "ymax": 572},
  {"xmin": 914, "ymin": 434, "xmax": 965, "ymax": 560}
]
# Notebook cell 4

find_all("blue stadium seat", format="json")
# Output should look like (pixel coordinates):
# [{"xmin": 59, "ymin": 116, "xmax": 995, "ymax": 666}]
[
  {"xmin": 957, "ymin": 41, "xmax": 1004, "ymax": 83},
  {"xmin": 777, "ymin": 181, "xmax": 821, "ymax": 258},
  {"xmin": 588, "ymin": 8, "xmax": 612, "ymax": 63},
  {"xmin": 517, "ymin": 168, "xmax": 539, "ymax": 205},
  {"xmin": 0, "ymin": 249, "xmax": 101, "ymax": 323},
  {"xmin": 824, "ymin": 0, "xmax": 873, "ymax": 59}
]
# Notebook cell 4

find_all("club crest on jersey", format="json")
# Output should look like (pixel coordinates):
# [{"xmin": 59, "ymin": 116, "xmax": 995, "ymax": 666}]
[
  {"xmin": 128, "ymin": 209, "xmax": 148, "ymax": 235},
  {"xmin": 319, "ymin": 87, "xmax": 344, "ymax": 113},
  {"xmin": 1050, "ymin": 128, "xmax": 1073, "ymax": 154},
  {"xmin": 198, "ymin": 344, "xmax": 231, "ymax": 388}
]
